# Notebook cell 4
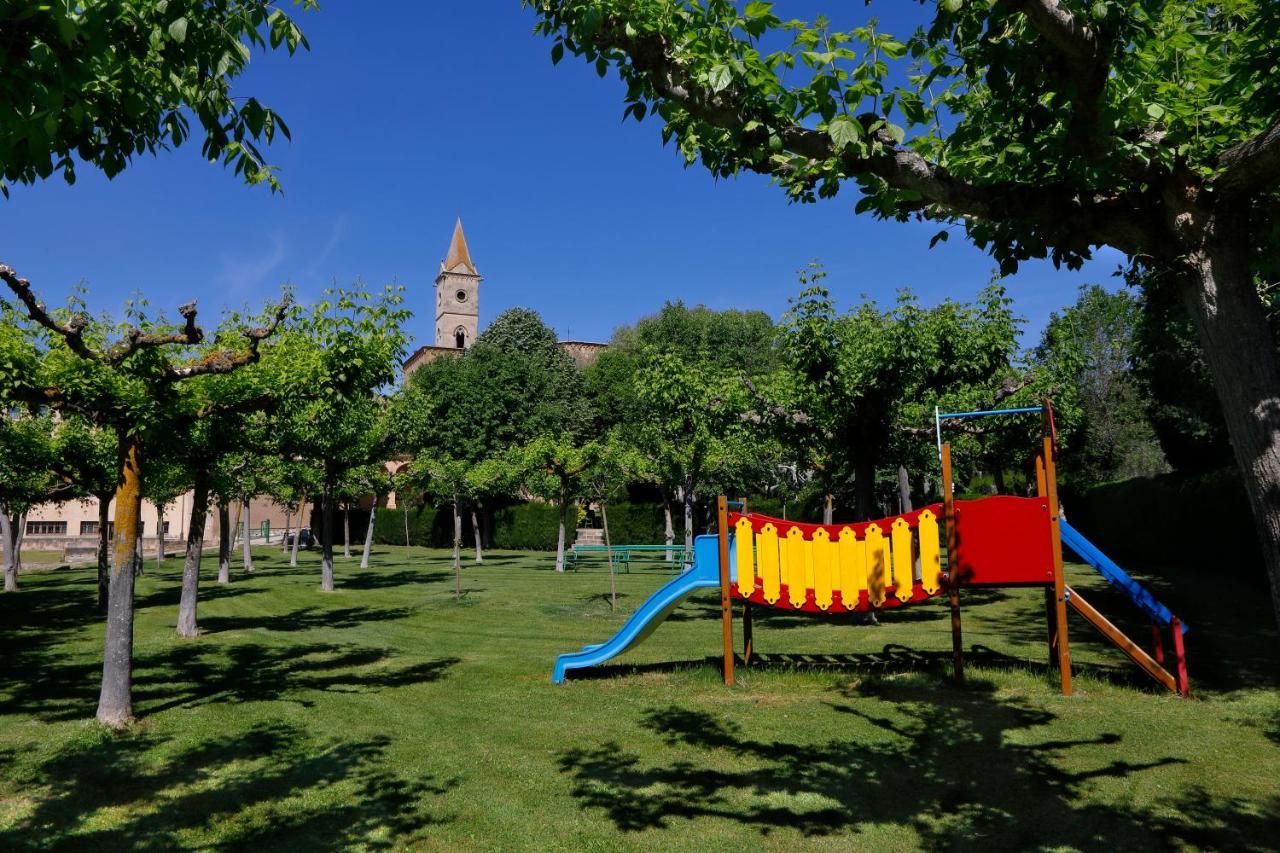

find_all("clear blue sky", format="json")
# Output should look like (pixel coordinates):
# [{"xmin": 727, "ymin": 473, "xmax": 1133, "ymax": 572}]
[{"xmin": 1, "ymin": 2, "xmax": 1122, "ymax": 350}]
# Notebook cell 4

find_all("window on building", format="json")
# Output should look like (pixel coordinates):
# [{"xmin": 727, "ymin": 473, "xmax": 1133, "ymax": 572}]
[
  {"xmin": 26, "ymin": 521, "xmax": 67, "ymax": 536},
  {"xmin": 455, "ymin": 328, "xmax": 466, "ymax": 349},
  {"xmin": 455, "ymin": 289, "xmax": 468, "ymax": 302},
  {"xmin": 81, "ymin": 521, "xmax": 116, "ymax": 537}
]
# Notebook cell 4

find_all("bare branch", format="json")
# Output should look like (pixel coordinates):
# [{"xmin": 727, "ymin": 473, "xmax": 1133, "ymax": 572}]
[
  {"xmin": 163, "ymin": 297, "xmax": 292, "ymax": 383},
  {"xmin": 104, "ymin": 302, "xmax": 204, "ymax": 365},
  {"xmin": 0, "ymin": 263, "xmax": 96, "ymax": 359},
  {"xmin": 1215, "ymin": 119, "xmax": 1280, "ymax": 198}
]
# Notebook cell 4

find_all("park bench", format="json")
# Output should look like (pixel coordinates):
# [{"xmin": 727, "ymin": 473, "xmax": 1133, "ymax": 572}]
[{"xmin": 568, "ymin": 544, "xmax": 691, "ymax": 572}]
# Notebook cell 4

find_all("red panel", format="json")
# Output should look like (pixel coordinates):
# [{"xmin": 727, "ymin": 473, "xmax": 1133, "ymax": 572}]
[{"xmin": 950, "ymin": 496, "xmax": 1054, "ymax": 586}]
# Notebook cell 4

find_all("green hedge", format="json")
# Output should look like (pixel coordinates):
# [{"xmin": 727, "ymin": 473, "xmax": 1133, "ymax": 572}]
[
  {"xmin": 492, "ymin": 503, "xmax": 571, "ymax": 551},
  {"xmin": 373, "ymin": 505, "xmax": 454, "ymax": 548},
  {"xmin": 600, "ymin": 502, "xmax": 667, "ymax": 545},
  {"xmin": 1064, "ymin": 467, "xmax": 1260, "ymax": 576}
]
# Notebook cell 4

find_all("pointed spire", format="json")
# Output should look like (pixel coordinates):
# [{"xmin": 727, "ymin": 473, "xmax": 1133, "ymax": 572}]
[{"xmin": 442, "ymin": 218, "xmax": 477, "ymax": 275}]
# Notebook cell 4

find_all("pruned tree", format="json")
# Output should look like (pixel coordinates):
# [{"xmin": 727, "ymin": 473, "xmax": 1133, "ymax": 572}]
[
  {"xmin": 528, "ymin": 0, "xmax": 1280, "ymax": 630},
  {"xmin": 277, "ymin": 285, "xmax": 408, "ymax": 592},
  {"xmin": 0, "ymin": 262, "xmax": 290, "ymax": 728}
]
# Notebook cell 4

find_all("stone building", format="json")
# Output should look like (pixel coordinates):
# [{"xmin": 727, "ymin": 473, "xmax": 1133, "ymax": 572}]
[{"xmin": 402, "ymin": 219, "xmax": 607, "ymax": 375}]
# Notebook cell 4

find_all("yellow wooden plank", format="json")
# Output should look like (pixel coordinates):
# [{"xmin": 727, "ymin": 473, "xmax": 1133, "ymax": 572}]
[
  {"xmin": 865, "ymin": 523, "xmax": 888, "ymax": 607},
  {"xmin": 891, "ymin": 517, "xmax": 914, "ymax": 603},
  {"xmin": 812, "ymin": 528, "xmax": 834, "ymax": 610},
  {"xmin": 918, "ymin": 509, "xmax": 941, "ymax": 595},
  {"xmin": 758, "ymin": 523, "xmax": 780, "ymax": 604},
  {"xmin": 837, "ymin": 527, "xmax": 866, "ymax": 610},
  {"xmin": 786, "ymin": 525, "xmax": 807, "ymax": 608},
  {"xmin": 735, "ymin": 517, "xmax": 755, "ymax": 597}
]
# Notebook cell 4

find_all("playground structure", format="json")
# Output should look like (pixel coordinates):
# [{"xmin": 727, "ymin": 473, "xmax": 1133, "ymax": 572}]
[{"xmin": 552, "ymin": 403, "xmax": 1190, "ymax": 696}]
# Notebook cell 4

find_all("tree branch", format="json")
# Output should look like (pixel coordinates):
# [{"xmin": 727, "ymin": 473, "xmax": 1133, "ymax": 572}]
[
  {"xmin": 601, "ymin": 20, "xmax": 1154, "ymax": 255},
  {"xmin": 1009, "ymin": 0, "xmax": 1102, "ymax": 63},
  {"xmin": 1214, "ymin": 119, "xmax": 1280, "ymax": 198},
  {"xmin": 162, "ymin": 297, "xmax": 291, "ymax": 383},
  {"xmin": 104, "ymin": 302, "xmax": 204, "ymax": 365},
  {"xmin": 1005, "ymin": 0, "xmax": 1110, "ymax": 157},
  {"xmin": 0, "ymin": 263, "xmax": 95, "ymax": 359}
]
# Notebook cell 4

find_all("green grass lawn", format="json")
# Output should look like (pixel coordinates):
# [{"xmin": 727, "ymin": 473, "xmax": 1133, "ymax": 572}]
[{"xmin": 0, "ymin": 543, "xmax": 1277, "ymax": 851}]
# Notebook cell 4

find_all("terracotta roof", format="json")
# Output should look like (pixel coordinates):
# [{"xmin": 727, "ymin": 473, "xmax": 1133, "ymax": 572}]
[{"xmin": 442, "ymin": 218, "xmax": 477, "ymax": 275}]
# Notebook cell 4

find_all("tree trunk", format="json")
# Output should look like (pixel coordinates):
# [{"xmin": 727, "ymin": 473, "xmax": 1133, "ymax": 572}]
[
  {"xmin": 241, "ymin": 497, "xmax": 253, "ymax": 573},
  {"xmin": 823, "ymin": 494, "xmax": 834, "ymax": 525},
  {"xmin": 12, "ymin": 512, "xmax": 24, "ymax": 582},
  {"xmin": 1178, "ymin": 238, "xmax": 1280, "ymax": 634},
  {"xmin": 993, "ymin": 466, "xmax": 1007, "ymax": 496},
  {"xmin": 471, "ymin": 506, "xmax": 483, "ymax": 563},
  {"xmin": 96, "ymin": 496, "xmax": 111, "ymax": 611},
  {"xmin": 290, "ymin": 493, "xmax": 305, "ymax": 568},
  {"xmin": 682, "ymin": 483, "xmax": 694, "ymax": 554},
  {"xmin": 0, "ymin": 506, "xmax": 13, "ymax": 594},
  {"xmin": 452, "ymin": 497, "xmax": 462, "ymax": 598},
  {"xmin": 282, "ymin": 508, "xmax": 291, "ymax": 554},
  {"xmin": 176, "ymin": 473, "xmax": 210, "ymax": 638},
  {"xmin": 155, "ymin": 501, "xmax": 165, "ymax": 567},
  {"xmin": 97, "ymin": 437, "xmax": 143, "ymax": 729},
  {"xmin": 555, "ymin": 494, "xmax": 568, "ymax": 573},
  {"xmin": 361, "ymin": 495, "xmax": 377, "ymax": 570},
  {"xmin": 321, "ymin": 474, "xmax": 335, "ymax": 591},
  {"xmin": 854, "ymin": 459, "xmax": 877, "ymax": 520},
  {"xmin": 217, "ymin": 502, "xmax": 231, "ymax": 584},
  {"xmin": 343, "ymin": 504, "xmax": 351, "ymax": 559},
  {"xmin": 602, "ymin": 502, "xmax": 616, "ymax": 611},
  {"xmin": 229, "ymin": 500, "xmax": 242, "ymax": 553},
  {"xmin": 663, "ymin": 501, "xmax": 674, "ymax": 562},
  {"xmin": 898, "ymin": 465, "xmax": 913, "ymax": 513},
  {"xmin": 403, "ymin": 502, "xmax": 410, "ymax": 547}
]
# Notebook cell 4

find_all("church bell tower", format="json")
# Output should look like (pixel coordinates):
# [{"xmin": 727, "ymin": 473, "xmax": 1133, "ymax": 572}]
[{"xmin": 435, "ymin": 218, "xmax": 481, "ymax": 349}]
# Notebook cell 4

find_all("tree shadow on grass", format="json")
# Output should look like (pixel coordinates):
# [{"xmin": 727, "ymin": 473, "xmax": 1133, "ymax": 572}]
[
  {"xmin": 556, "ymin": 681, "xmax": 1269, "ymax": 848},
  {"xmin": 4, "ymin": 718, "xmax": 456, "ymax": 850},
  {"xmin": 338, "ymin": 569, "xmax": 451, "ymax": 591},
  {"xmin": 199, "ymin": 605, "xmax": 418, "ymax": 635},
  {"xmin": 135, "ymin": 643, "xmax": 459, "ymax": 717},
  {"xmin": 0, "ymin": 638, "xmax": 457, "ymax": 724}
]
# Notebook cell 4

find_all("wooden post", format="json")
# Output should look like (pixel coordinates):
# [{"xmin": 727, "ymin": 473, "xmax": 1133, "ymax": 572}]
[
  {"xmin": 1043, "ymin": 436, "xmax": 1073, "ymax": 696},
  {"xmin": 1171, "ymin": 617, "xmax": 1190, "ymax": 697},
  {"xmin": 940, "ymin": 443, "xmax": 965, "ymax": 685},
  {"xmin": 1036, "ymin": 452, "xmax": 1058, "ymax": 673},
  {"xmin": 716, "ymin": 496, "xmax": 735, "ymax": 686},
  {"xmin": 739, "ymin": 497, "xmax": 752, "ymax": 665}
]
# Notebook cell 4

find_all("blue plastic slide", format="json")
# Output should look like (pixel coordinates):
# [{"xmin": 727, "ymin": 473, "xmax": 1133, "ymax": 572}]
[
  {"xmin": 1059, "ymin": 518, "xmax": 1187, "ymax": 634},
  {"xmin": 552, "ymin": 534, "xmax": 727, "ymax": 683}
]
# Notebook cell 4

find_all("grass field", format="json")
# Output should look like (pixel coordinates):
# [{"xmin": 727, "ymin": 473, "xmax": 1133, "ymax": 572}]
[{"xmin": 0, "ymin": 542, "xmax": 1277, "ymax": 851}]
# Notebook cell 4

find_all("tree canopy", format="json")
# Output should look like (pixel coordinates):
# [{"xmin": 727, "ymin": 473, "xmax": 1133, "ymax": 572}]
[{"xmin": 0, "ymin": 0, "xmax": 316, "ymax": 195}]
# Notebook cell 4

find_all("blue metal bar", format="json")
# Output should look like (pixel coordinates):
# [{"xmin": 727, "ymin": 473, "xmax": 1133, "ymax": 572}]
[{"xmin": 937, "ymin": 405, "xmax": 1044, "ymax": 420}]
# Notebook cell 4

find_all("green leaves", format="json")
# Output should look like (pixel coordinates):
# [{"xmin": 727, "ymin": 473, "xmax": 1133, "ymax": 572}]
[
  {"xmin": 826, "ymin": 116, "xmax": 861, "ymax": 152},
  {"xmin": 0, "ymin": 1, "xmax": 314, "ymax": 193}
]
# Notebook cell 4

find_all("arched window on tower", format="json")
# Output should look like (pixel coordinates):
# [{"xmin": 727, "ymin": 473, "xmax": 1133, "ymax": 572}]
[{"xmin": 455, "ymin": 327, "xmax": 466, "ymax": 349}]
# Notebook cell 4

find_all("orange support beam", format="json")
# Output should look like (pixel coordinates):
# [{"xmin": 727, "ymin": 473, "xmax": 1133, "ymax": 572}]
[
  {"xmin": 1066, "ymin": 584, "xmax": 1178, "ymax": 694},
  {"xmin": 1043, "ymin": 437, "xmax": 1073, "ymax": 696},
  {"xmin": 940, "ymin": 443, "xmax": 965, "ymax": 685},
  {"xmin": 716, "ymin": 496, "xmax": 735, "ymax": 686}
]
